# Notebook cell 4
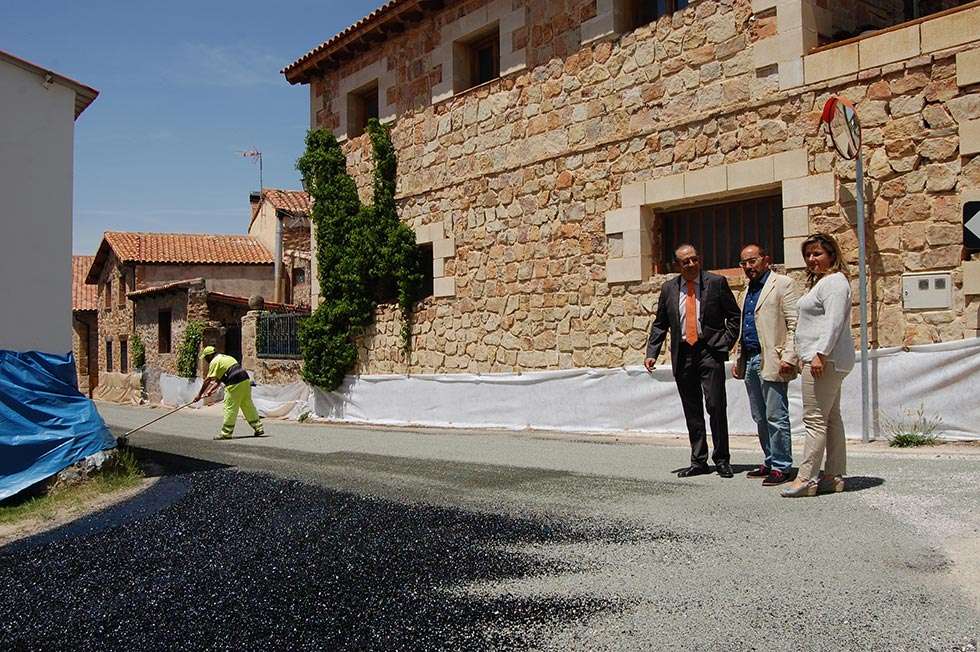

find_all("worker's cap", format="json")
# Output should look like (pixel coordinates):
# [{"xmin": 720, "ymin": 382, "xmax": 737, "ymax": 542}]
[{"xmin": 199, "ymin": 345, "xmax": 216, "ymax": 360}]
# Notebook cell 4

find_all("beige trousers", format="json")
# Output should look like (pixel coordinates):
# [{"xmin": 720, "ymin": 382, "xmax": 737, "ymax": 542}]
[{"xmin": 798, "ymin": 362, "xmax": 848, "ymax": 481}]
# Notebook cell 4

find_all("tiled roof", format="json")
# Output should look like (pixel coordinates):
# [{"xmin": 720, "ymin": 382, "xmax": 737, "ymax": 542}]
[
  {"xmin": 283, "ymin": 0, "xmax": 425, "ymax": 83},
  {"xmin": 250, "ymin": 188, "xmax": 312, "ymax": 225},
  {"xmin": 126, "ymin": 278, "xmax": 202, "ymax": 298},
  {"xmin": 86, "ymin": 232, "xmax": 273, "ymax": 284},
  {"xmin": 263, "ymin": 189, "xmax": 312, "ymax": 214},
  {"xmin": 129, "ymin": 280, "xmax": 307, "ymax": 314},
  {"xmin": 72, "ymin": 255, "xmax": 98, "ymax": 311}
]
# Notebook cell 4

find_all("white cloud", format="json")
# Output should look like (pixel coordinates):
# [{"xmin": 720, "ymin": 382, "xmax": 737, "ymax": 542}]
[{"xmin": 170, "ymin": 43, "xmax": 284, "ymax": 88}]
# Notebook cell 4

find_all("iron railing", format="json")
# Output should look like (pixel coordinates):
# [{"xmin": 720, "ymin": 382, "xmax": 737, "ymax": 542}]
[{"xmin": 257, "ymin": 313, "xmax": 305, "ymax": 359}]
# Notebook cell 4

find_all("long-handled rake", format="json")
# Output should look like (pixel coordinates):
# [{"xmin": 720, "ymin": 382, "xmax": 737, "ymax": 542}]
[{"xmin": 116, "ymin": 401, "xmax": 195, "ymax": 447}]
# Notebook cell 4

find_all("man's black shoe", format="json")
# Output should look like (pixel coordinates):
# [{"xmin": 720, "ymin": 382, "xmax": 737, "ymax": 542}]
[
  {"xmin": 716, "ymin": 463, "xmax": 734, "ymax": 478},
  {"xmin": 677, "ymin": 465, "xmax": 711, "ymax": 478}
]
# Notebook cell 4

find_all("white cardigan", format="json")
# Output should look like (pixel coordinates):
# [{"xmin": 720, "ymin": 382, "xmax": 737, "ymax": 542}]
[{"xmin": 795, "ymin": 272, "xmax": 856, "ymax": 373}]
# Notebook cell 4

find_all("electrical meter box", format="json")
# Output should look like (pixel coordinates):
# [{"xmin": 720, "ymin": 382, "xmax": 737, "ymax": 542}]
[{"xmin": 902, "ymin": 272, "xmax": 952, "ymax": 310}]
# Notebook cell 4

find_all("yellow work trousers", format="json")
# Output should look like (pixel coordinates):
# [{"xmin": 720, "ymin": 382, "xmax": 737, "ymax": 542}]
[{"xmin": 221, "ymin": 379, "xmax": 263, "ymax": 436}]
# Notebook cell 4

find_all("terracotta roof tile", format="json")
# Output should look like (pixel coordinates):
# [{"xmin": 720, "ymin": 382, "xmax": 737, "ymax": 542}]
[
  {"xmin": 262, "ymin": 189, "xmax": 312, "ymax": 214},
  {"xmin": 72, "ymin": 255, "xmax": 98, "ymax": 311},
  {"xmin": 249, "ymin": 188, "xmax": 312, "ymax": 227},
  {"xmin": 104, "ymin": 232, "xmax": 274, "ymax": 265},
  {"xmin": 283, "ymin": 0, "xmax": 416, "ymax": 83}
]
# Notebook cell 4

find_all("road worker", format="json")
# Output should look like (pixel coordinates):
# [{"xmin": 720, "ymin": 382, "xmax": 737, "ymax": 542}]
[{"xmin": 193, "ymin": 346, "xmax": 265, "ymax": 440}]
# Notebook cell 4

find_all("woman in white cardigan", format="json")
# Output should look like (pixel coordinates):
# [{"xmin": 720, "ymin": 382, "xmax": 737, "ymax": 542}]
[{"xmin": 782, "ymin": 233, "xmax": 855, "ymax": 498}]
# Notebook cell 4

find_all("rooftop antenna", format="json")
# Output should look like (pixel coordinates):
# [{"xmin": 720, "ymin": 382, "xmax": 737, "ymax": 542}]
[{"xmin": 240, "ymin": 148, "xmax": 263, "ymax": 191}]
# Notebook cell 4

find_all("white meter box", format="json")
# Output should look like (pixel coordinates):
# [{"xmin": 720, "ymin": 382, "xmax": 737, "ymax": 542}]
[{"xmin": 902, "ymin": 272, "xmax": 952, "ymax": 310}]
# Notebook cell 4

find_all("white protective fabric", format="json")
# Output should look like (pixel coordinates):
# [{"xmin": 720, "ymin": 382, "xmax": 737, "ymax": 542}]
[
  {"xmin": 159, "ymin": 373, "xmax": 310, "ymax": 420},
  {"xmin": 251, "ymin": 381, "xmax": 313, "ymax": 420},
  {"xmin": 312, "ymin": 338, "xmax": 980, "ymax": 440},
  {"xmin": 159, "ymin": 374, "xmax": 204, "ymax": 408}
]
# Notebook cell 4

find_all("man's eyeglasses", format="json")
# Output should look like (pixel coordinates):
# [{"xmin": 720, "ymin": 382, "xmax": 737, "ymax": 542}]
[{"xmin": 738, "ymin": 257, "xmax": 761, "ymax": 267}]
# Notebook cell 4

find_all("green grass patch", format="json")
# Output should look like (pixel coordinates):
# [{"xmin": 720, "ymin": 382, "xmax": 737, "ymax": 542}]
[
  {"xmin": 888, "ymin": 432, "xmax": 940, "ymax": 448},
  {"xmin": 883, "ymin": 404, "xmax": 944, "ymax": 448},
  {"xmin": 0, "ymin": 448, "xmax": 144, "ymax": 526}
]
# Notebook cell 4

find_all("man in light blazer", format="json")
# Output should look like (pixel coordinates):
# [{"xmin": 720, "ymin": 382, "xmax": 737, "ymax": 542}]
[
  {"xmin": 733, "ymin": 243, "xmax": 799, "ymax": 486},
  {"xmin": 645, "ymin": 244, "xmax": 741, "ymax": 478}
]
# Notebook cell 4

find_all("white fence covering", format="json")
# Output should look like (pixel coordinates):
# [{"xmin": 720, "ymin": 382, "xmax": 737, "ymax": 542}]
[
  {"xmin": 160, "ymin": 374, "xmax": 311, "ymax": 420},
  {"xmin": 155, "ymin": 339, "xmax": 979, "ymax": 440},
  {"xmin": 311, "ymin": 338, "xmax": 980, "ymax": 441}
]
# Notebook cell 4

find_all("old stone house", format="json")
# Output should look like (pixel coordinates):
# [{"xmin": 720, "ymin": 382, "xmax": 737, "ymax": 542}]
[
  {"xmin": 71, "ymin": 255, "xmax": 99, "ymax": 396},
  {"xmin": 128, "ymin": 278, "xmax": 300, "ymax": 376},
  {"xmin": 247, "ymin": 188, "xmax": 313, "ymax": 307},
  {"xmin": 284, "ymin": 0, "xmax": 980, "ymax": 375},
  {"xmin": 84, "ymin": 231, "xmax": 277, "ymax": 377}
]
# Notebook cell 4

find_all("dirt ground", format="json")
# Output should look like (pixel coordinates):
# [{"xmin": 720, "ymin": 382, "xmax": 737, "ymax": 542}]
[{"xmin": 0, "ymin": 477, "xmax": 160, "ymax": 547}]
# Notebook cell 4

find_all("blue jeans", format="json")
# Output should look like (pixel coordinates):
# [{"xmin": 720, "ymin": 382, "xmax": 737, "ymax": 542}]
[{"xmin": 744, "ymin": 354, "xmax": 792, "ymax": 472}]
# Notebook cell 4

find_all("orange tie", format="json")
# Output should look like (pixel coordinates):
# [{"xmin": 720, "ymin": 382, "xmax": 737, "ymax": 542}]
[{"xmin": 684, "ymin": 280, "xmax": 698, "ymax": 345}]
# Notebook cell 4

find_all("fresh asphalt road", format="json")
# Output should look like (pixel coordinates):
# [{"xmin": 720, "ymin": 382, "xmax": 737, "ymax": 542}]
[{"xmin": 3, "ymin": 402, "xmax": 978, "ymax": 651}]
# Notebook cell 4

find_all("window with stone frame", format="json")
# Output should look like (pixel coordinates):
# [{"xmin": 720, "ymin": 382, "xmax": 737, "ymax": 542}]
[
  {"xmin": 454, "ymin": 25, "xmax": 500, "ymax": 93},
  {"xmin": 120, "ymin": 337, "xmax": 129, "ymax": 374},
  {"xmin": 104, "ymin": 278, "xmax": 112, "ymax": 310},
  {"xmin": 622, "ymin": 0, "xmax": 689, "ymax": 31},
  {"xmin": 419, "ymin": 243, "xmax": 434, "ymax": 299},
  {"xmin": 158, "ymin": 309, "xmax": 172, "ymax": 354},
  {"xmin": 657, "ymin": 194, "xmax": 783, "ymax": 272},
  {"xmin": 347, "ymin": 80, "xmax": 380, "ymax": 139},
  {"xmin": 105, "ymin": 339, "xmax": 113, "ymax": 371}
]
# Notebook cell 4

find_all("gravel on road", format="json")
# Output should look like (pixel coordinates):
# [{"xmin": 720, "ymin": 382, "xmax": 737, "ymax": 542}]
[{"xmin": 0, "ymin": 404, "xmax": 976, "ymax": 651}]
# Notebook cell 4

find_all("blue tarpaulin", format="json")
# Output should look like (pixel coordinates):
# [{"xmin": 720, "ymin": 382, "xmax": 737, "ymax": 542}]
[{"xmin": 0, "ymin": 350, "xmax": 116, "ymax": 501}]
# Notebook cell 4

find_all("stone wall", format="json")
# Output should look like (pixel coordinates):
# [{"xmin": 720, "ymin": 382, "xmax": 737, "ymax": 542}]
[
  {"xmin": 132, "ymin": 287, "xmax": 190, "ymax": 376},
  {"xmin": 95, "ymin": 251, "xmax": 136, "ymax": 375},
  {"xmin": 241, "ymin": 310, "xmax": 304, "ymax": 385},
  {"xmin": 303, "ymin": 0, "xmax": 980, "ymax": 375},
  {"xmin": 283, "ymin": 223, "xmax": 312, "ymax": 307}
]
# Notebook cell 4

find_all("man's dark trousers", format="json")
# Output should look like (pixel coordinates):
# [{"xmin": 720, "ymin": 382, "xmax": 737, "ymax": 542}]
[{"xmin": 675, "ymin": 341, "xmax": 730, "ymax": 468}]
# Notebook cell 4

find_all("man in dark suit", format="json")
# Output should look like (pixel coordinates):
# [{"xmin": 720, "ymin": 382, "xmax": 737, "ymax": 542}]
[{"xmin": 644, "ymin": 244, "xmax": 741, "ymax": 478}]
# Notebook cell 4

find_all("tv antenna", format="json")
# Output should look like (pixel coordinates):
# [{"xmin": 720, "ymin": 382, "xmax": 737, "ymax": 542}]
[{"xmin": 240, "ymin": 148, "xmax": 263, "ymax": 190}]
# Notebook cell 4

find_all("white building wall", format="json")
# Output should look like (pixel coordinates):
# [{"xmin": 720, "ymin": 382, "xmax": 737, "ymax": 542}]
[
  {"xmin": 248, "ymin": 202, "xmax": 278, "ymax": 256},
  {"xmin": 0, "ymin": 60, "xmax": 76, "ymax": 354}
]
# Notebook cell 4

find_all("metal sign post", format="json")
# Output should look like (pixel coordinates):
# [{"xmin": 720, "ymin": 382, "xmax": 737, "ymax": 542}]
[
  {"xmin": 854, "ymin": 148, "xmax": 871, "ymax": 444},
  {"xmin": 820, "ymin": 96, "xmax": 872, "ymax": 443}
]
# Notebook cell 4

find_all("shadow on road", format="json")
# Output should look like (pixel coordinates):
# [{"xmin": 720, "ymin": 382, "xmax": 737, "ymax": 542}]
[
  {"xmin": 843, "ymin": 475, "xmax": 885, "ymax": 492},
  {"xmin": 0, "ymin": 464, "xmax": 692, "ymax": 650}
]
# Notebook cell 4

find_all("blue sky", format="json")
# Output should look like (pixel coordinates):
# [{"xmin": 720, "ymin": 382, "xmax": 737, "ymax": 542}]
[{"xmin": 2, "ymin": 0, "xmax": 385, "ymax": 254}]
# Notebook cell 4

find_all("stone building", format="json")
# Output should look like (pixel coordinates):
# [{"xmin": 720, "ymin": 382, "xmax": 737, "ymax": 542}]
[
  {"xmin": 71, "ymin": 255, "xmax": 99, "ymax": 396},
  {"xmin": 283, "ymin": 0, "xmax": 980, "ymax": 375},
  {"xmin": 84, "ymin": 231, "xmax": 276, "ymax": 377},
  {"xmin": 247, "ymin": 188, "xmax": 313, "ymax": 307},
  {"xmin": 128, "ymin": 278, "xmax": 300, "ymax": 376}
]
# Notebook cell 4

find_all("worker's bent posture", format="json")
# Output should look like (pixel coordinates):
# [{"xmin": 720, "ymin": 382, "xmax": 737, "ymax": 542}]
[{"xmin": 194, "ymin": 346, "xmax": 265, "ymax": 440}]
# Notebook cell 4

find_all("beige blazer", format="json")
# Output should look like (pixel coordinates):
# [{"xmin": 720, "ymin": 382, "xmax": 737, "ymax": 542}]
[{"xmin": 736, "ymin": 271, "xmax": 800, "ymax": 382}]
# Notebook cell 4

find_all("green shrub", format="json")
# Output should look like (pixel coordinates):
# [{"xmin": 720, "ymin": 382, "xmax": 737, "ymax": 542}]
[
  {"xmin": 884, "ymin": 405, "xmax": 943, "ymax": 448},
  {"xmin": 176, "ymin": 321, "xmax": 205, "ymax": 378},
  {"xmin": 131, "ymin": 332, "xmax": 146, "ymax": 369},
  {"xmin": 297, "ymin": 120, "xmax": 425, "ymax": 390}
]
